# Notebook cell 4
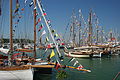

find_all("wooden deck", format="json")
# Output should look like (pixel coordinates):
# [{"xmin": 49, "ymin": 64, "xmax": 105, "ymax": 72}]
[{"xmin": 24, "ymin": 64, "xmax": 55, "ymax": 68}]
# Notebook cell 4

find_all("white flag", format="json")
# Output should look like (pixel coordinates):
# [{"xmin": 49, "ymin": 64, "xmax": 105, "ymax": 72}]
[
  {"xmin": 24, "ymin": 0, "xmax": 27, "ymax": 4},
  {"xmin": 73, "ymin": 61, "xmax": 79, "ymax": 66},
  {"xmin": 41, "ymin": 30, "xmax": 46, "ymax": 36}
]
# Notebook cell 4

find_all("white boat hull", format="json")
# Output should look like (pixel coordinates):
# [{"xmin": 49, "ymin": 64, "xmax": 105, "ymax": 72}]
[
  {"xmin": 0, "ymin": 69, "xmax": 33, "ymax": 80},
  {"xmin": 64, "ymin": 52, "xmax": 90, "ymax": 58}
]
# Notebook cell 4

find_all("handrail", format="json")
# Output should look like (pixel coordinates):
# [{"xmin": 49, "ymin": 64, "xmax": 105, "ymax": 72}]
[{"xmin": 113, "ymin": 72, "xmax": 120, "ymax": 80}]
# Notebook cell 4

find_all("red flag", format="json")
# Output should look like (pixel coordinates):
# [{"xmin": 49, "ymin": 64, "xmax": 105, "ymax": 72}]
[
  {"xmin": 43, "ymin": 13, "xmax": 47, "ymax": 16},
  {"xmin": 55, "ymin": 62, "xmax": 61, "ymax": 70},
  {"xmin": 37, "ymin": 18, "xmax": 41, "ymax": 23},
  {"xmin": 38, "ymin": 25, "xmax": 43, "ymax": 31}
]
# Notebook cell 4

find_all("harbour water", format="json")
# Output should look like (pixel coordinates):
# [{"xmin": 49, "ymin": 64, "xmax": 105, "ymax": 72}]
[{"xmin": 34, "ymin": 50, "xmax": 120, "ymax": 80}]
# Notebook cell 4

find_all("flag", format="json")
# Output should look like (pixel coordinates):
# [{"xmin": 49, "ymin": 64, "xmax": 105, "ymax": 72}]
[
  {"xmin": 47, "ymin": 20, "xmax": 50, "ymax": 24},
  {"xmin": 73, "ymin": 61, "xmax": 79, "ymax": 66},
  {"xmin": 16, "ymin": 0, "xmax": 20, "ymax": 9},
  {"xmin": 50, "ymin": 49, "xmax": 55, "ymax": 58},
  {"xmin": 46, "ymin": 37, "xmax": 49, "ymax": 42},
  {"xmin": 77, "ymin": 64, "xmax": 84, "ymax": 70},
  {"xmin": 29, "ymin": 1, "xmax": 33, "ymax": 7},
  {"xmin": 41, "ymin": 30, "xmax": 46, "ymax": 36},
  {"xmin": 54, "ymin": 62, "xmax": 61, "ymax": 70},
  {"xmin": 56, "ymin": 38, "xmax": 61, "ymax": 41},
  {"xmin": 51, "ymin": 29, "xmax": 55, "ymax": 33},
  {"xmin": 43, "ymin": 13, "xmax": 47, "ymax": 16},
  {"xmin": 37, "ymin": 18, "xmax": 41, "ymax": 23},
  {"xmin": 21, "ymin": 8, "xmax": 24, "ymax": 11},
  {"xmin": 0, "ymin": 0, "xmax": 1, "ymax": 15},
  {"xmin": 38, "ymin": 24, "xmax": 43, "ymax": 31},
  {"xmin": 14, "ymin": 0, "xmax": 20, "ymax": 13},
  {"xmin": 24, "ymin": 0, "xmax": 27, "ymax": 4}
]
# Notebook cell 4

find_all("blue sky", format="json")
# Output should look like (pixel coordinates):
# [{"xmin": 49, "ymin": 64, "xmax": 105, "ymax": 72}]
[{"xmin": 0, "ymin": 0, "xmax": 120, "ymax": 40}]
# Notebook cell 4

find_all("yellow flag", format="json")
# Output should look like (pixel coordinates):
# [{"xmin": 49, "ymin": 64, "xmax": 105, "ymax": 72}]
[{"xmin": 50, "ymin": 49, "xmax": 55, "ymax": 58}]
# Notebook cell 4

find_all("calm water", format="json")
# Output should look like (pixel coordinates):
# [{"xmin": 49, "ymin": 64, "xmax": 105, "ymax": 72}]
[{"xmin": 34, "ymin": 49, "xmax": 120, "ymax": 80}]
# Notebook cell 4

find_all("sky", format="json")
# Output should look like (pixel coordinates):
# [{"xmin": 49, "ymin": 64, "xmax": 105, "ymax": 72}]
[{"xmin": 0, "ymin": 0, "xmax": 120, "ymax": 41}]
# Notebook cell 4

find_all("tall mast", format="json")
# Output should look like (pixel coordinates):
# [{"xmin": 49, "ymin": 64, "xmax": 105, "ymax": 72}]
[
  {"xmin": 10, "ymin": 0, "xmax": 13, "ymax": 55},
  {"xmin": 88, "ymin": 9, "xmax": 92, "ymax": 46},
  {"xmin": 72, "ymin": 9, "xmax": 76, "ymax": 47},
  {"xmin": 33, "ymin": 0, "xmax": 37, "ymax": 59}
]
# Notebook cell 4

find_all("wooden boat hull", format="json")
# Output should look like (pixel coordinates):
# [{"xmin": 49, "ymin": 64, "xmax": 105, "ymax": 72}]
[{"xmin": 0, "ymin": 69, "xmax": 33, "ymax": 80}]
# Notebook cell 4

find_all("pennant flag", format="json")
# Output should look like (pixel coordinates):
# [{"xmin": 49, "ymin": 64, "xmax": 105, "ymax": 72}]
[
  {"xmin": 35, "ymin": 13, "xmax": 38, "ymax": 17},
  {"xmin": 24, "ymin": 0, "xmax": 27, "ymax": 4},
  {"xmin": 47, "ymin": 44, "xmax": 51, "ymax": 48},
  {"xmin": 51, "ymin": 29, "xmax": 55, "ymax": 33},
  {"xmin": 14, "ymin": 8, "xmax": 19, "ymax": 13},
  {"xmin": 47, "ymin": 20, "xmax": 51, "ymax": 24},
  {"xmin": 14, "ymin": 0, "xmax": 20, "ymax": 13},
  {"xmin": 21, "ymin": 8, "xmax": 24, "ymax": 11},
  {"xmin": 56, "ymin": 38, "xmax": 61, "ymax": 41},
  {"xmin": 50, "ymin": 49, "xmax": 55, "ymax": 58},
  {"xmin": 54, "ymin": 33, "xmax": 58, "ymax": 38},
  {"xmin": 43, "ymin": 13, "xmax": 47, "ymax": 16},
  {"xmin": 41, "ymin": 30, "xmax": 46, "ymax": 36},
  {"xmin": 46, "ymin": 37, "xmax": 49, "ymax": 42},
  {"xmin": 29, "ymin": 1, "xmax": 33, "ymax": 7},
  {"xmin": 13, "ymin": 30, "xmax": 15, "ymax": 32},
  {"xmin": 54, "ymin": 62, "xmax": 61, "ymax": 70},
  {"xmin": 17, "ymin": 19, "xmax": 19, "ymax": 22},
  {"xmin": 73, "ymin": 61, "xmax": 79, "ymax": 66},
  {"xmin": 37, "ymin": 18, "xmax": 41, "ymax": 23},
  {"xmin": 77, "ymin": 64, "xmax": 84, "ymax": 70},
  {"xmin": 38, "ymin": 24, "xmax": 43, "ymax": 31},
  {"xmin": 34, "ymin": 6, "xmax": 37, "ymax": 10},
  {"xmin": 16, "ymin": 0, "xmax": 20, "ymax": 9},
  {"xmin": 0, "ymin": 0, "xmax": 1, "ymax": 15},
  {"xmin": 19, "ymin": 16, "xmax": 22, "ymax": 18}
]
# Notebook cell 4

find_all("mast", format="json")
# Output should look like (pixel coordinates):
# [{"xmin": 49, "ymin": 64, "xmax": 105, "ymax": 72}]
[
  {"xmin": 9, "ymin": 0, "xmax": 13, "ymax": 66},
  {"xmin": 33, "ymin": 0, "xmax": 36, "ymax": 59},
  {"xmin": 88, "ymin": 9, "xmax": 92, "ymax": 46},
  {"xmin": 72, "ymin": 9, "xmax": 76, "ymax": 47},
  {"xmin": 78, "ymin": 22, "xmax": 81, "ymax": 47}
]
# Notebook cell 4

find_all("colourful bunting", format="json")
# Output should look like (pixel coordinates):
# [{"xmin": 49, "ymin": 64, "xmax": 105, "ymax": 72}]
[{"xmin": 50, "ymin": 49, "xmax": 55, "ymax": 58}]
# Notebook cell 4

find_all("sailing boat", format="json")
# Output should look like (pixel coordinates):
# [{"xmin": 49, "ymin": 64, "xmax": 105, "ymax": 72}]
[
  {"xmin": 64, "ymin": 9, "xmax": 103, "ymax": 58},
  {"xmin": 0, "ymin": 0, "xmax": 33, "ymax": 80}
]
